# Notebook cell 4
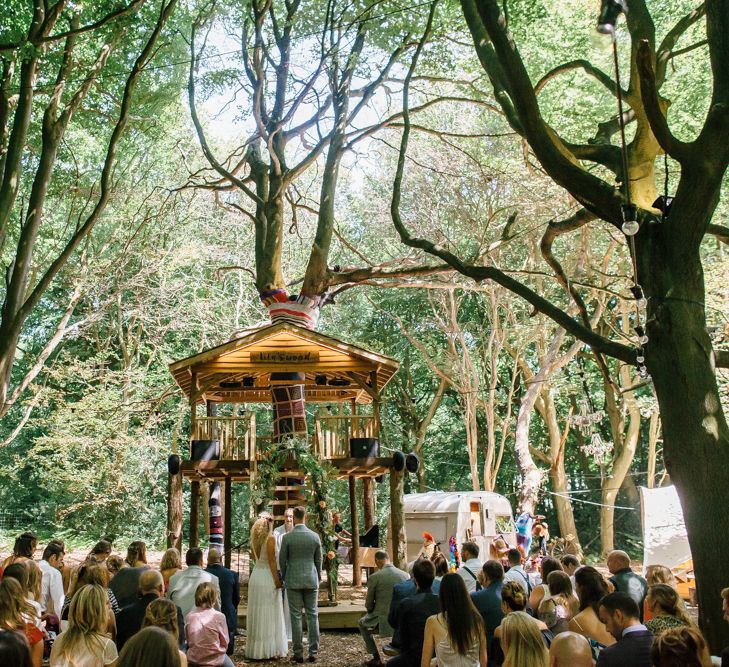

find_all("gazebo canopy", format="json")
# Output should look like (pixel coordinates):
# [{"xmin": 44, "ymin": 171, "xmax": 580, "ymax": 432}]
[{"xmin": 169, "ymin": 322, "xmax": 400, "ymax": 404}]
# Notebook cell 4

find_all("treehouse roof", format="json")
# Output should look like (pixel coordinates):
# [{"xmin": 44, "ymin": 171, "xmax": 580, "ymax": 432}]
[{"xmin": 169, "ymin": 322, "xmax": 400, "ymax": 405}]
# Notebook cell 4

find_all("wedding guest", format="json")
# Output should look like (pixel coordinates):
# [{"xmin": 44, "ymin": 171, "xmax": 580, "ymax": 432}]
[
  {"xmin": 185, "ymin": 583, "xmax": 233, "ymax": 667},
  {"xmin": 651, "ymin": 625, "xmax": 711, "ymax": 667},
  {"xmin": 143, "ymin": 598, "xmax": 188, "ymax": 666},
  {"xmin": 568, "ymin": 566, "xmax": 614, "ymax": 649},
  {"xmin": 606, "ymin": 551, "xmax": 647, "ymax": 622},
  {"xmin": 596, "ymin": 592, "xmax": 653, "ymax": 667},
  {"xmin": 421, "ymin": 573, "xmax": 487, "ymax": 667},
  {"xmin": 644, "ymin": 584, "xmax": 692, "ymax": 635},
  {"xmin": 501, "ymin": 611, "xmax": 548, "ymax": 667},
  {"xmin": 118, "ymin": 625, "xmax": 181, "ymax": 667},
  {"xmin": 50, "ymin": 584, "xmax": 118, "ymax": 667}
]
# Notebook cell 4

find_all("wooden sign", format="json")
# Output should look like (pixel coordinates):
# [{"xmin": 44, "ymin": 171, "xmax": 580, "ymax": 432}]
[{"xmin": 250, "ymin": 350, "xmax": 320, "ymax": 363}]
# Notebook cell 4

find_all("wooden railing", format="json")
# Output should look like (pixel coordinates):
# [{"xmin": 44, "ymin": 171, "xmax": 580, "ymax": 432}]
[
  {"xmin": 191, "ymin": 413, "xmax": 377, "ymax": 461},
  {"xmin": 192, "ymin": 414, "xmax": 256, "ymax": 460},
  {"xmin": 314, "ymin": 414, "xmax": 376, "ymax": 459}
]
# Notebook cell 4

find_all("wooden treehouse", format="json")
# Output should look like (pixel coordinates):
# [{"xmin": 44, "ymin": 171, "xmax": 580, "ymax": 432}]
[{"xmin": 167, "ymin": 322, "xmax": 401, "ymax": 581}]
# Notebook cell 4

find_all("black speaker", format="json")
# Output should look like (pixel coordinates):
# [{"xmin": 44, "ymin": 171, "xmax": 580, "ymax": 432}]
[
  {"xmin": 392, "ymin": 450, "xmax": 406, "ymax": 471},
  {"xmin": 405, "ymin": 453, "xmax": 420, "ymax": 473},
  {"xmin": 191, "ymin": 439, "xmax": 220, "ymax": 461},
  {"xmin": 270, "ymin": 372, "xmax": 306, "ymax": 382},
  {"xmin": 350, "ymin": 437, "xmax": 379, "ymax": 458},
  {"xmin": 167, "ymin": 454, "xmax": 181, "ymax": 475},
  {"xmin": 375, "ymin": 475, "xmax": 384, "ymax": 484}
]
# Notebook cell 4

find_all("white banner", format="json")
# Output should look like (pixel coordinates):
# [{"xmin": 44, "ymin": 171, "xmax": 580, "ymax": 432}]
[{"xmin": 640, "ymin": 485, "xmax": 692, "ymax": 571}]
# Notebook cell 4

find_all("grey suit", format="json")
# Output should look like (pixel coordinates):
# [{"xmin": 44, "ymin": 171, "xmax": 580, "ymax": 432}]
[
  {"xmin": 359, "ymin": 563, "xmax": 409, "ymax": 659},
  {"xmin": 279, "ymin": 523, "xmax": 322, "ymax": 660}
]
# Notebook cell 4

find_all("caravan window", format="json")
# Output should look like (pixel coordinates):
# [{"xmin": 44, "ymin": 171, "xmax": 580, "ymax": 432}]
[
  {"xmin": 496, "ymin": 515, "xmax": 515, "ymax": 535},
  {"xmin": 468, "ymin": 502, "xmax": 483, "ymax": 537}
]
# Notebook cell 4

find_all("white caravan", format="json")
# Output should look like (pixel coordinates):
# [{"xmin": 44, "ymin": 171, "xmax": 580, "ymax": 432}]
[{"xmin": 403, "ymin": 491, "xmax": 516, "ymax": 563}]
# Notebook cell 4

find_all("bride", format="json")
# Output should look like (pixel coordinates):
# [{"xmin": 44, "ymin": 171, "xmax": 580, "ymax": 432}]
[{"xmin": 246, "ymin": 515, "xmax": 288, "ymax": 659}]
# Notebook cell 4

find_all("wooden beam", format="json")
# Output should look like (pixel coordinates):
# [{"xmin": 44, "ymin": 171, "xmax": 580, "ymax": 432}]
[
  {"xmin": 345, "ymin": 372, "xmax": 378, "ymax": 399},
  {"xmin": 224, "ymin": 477, "xmax": 232, "ymax": 569},
  {"xmin": 190, "ymin": 371, "xmax": 199, "ymax": 444},
  {"xmin": 190, "ymin": 480, "xmax": 200, "ymax": 548},
  {"xmin": 349, "ymin": 475, "xmax": 361, "ymax": 587}
]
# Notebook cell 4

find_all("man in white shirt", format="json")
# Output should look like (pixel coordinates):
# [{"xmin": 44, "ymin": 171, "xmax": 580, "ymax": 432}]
[
  {"xmin": 273, "ymin": 508, "xmax": 294, "ymax": 549},
  {"xmin": 457, "ymin": 542, "xmax": 483, "ymax": 593},
  {"xmin": 39, "ymin": 541, "xmax": 65, "ymax": 616},
  {"xmin": 168, "ymin": 547, "xmax": 220, "ymax": 618},
  {"xmin": 503, "ymin": 548, "xmax": 532, "ymax": 598}
]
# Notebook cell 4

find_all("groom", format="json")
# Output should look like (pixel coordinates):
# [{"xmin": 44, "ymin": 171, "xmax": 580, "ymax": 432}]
[{"xmin": 279, "ymin": 505, "xmax": 322, "ymax": 663}]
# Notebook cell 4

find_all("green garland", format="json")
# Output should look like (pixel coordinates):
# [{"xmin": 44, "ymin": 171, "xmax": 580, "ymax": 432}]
[{"xmin": 251, "ymin": 436, "xmax": 340, "ymax": 600}]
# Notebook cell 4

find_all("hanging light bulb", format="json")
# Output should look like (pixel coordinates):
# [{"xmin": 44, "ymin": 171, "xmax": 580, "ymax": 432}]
[{"xmin": 621, "ymin": 203, "xmax": 639, "ymax": 236}]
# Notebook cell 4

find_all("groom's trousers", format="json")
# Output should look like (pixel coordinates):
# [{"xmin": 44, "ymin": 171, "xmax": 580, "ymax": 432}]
[{"xmin": 287, "ymin": 588, "xmax": 320, "ymax": 659}]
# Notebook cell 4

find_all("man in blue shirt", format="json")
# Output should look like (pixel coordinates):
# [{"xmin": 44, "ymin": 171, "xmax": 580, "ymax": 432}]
[{"xmin": 471, "ymin": 560, "xmax": 505, "ymax": 651}]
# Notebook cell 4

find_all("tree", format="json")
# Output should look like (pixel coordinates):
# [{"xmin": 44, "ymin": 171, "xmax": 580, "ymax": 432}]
[
  {"xmin": 390, "ymin": 0, "xmax": 729, "ymax": 648},
  {"xmin": 0, "ymin": 0, "xmax": 180, "ymax": 419}
]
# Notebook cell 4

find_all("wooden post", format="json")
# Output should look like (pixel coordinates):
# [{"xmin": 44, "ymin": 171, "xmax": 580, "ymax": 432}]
[
  {"xmin": 190, "ymin": 480, "xmax": 200, "ymax": 548},
  {"xmin": 224, "ymin": 477, "xmax": 232, "ymax": 568},
  {"xmin": 363, "ymin": 477, "xmax": 375, "ymax": 532},
  {"xmin": 190, "ymin": 371, "xmax": 198, "ymax": 443},
  {"xmin": 370, "ymin": 370, "xmax": 381, "ymax": 439},
  {"xmin": 167, "ymin": 472, "xmax": 183, "ymax": 551},
  {"xmin": 349, "ymin": 475, "xmax": 361, "ymax": 586},
  {"xmin": 389, "ymin": 468, "xmax": 407, "ymax": 570}
]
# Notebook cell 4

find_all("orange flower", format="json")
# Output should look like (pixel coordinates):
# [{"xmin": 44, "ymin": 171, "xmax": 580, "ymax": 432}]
[
  {"xmin": 327, "ymin": 550, "xmax": 336, "ymax": 561},
  {"xmin": 319, "ymin": 500, "xmax": 327, "ymax": 509}
]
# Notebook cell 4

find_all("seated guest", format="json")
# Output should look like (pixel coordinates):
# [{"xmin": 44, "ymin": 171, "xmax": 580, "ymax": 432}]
[
  {"xmin": 0, "ymin": 532, "xmax": 36, "ymax": 571},
  {"xmin": 39, "ymin": 541, "xmax": 65, "ymax": 618},
  {"xmin": 502, "ymin": 549, "xmax": 531, "ymax": 599},
  {"xmin": 110, "ymin": 541, "xmax": 151, "ymax": 609},
  {"xmin": 596, "ymin": 592, "xmax": 653, "ymax": 667},
  {"xmin": 421, "ymin": 573, "xmax": 487, "ymax": 667},
  {"xmin": 62, "ymin": 563, "xmax": 120, "ymax": 630},
  {"xmin": 431, "ymin": 551, "xmax": 449, "ymax": 586},
  {"xmin": 143, "ymin": 598, "xmax": 188, "ymax": 666},
  {"xmin": 530, "ymin": 557, "xmax": 563, "ymax": 612},
  {"xmin": 644, "ymin": 565, "xmax": 678, "ymax": 622},
  {"xmin": 205, "ymin": 549, "xmax": 239, "ymax": 656},
  {"xmin": 386, "ymin": 559, "xmax": 439, "ymax": 667},
  {"xmin": 386, "ymin": 571, "xmax": 417, "ymax": 655},
  {"xmin": 50, "ymin": 584, "xmax": 118, "ymax": 667},
  {"xmin": 107, "ymin": 555, "xmax": 124, "ymax": 580},
  {"xmin": 494, "ymin": 581, "xmax": 549, "ymax": 641},
  {"xmin": 185, "ymin": 583, "xmax": 233, "ymax": 667},
  {"xmin": 0, "ymin": 628, "xmax": 34, "ymax": 667},
  {"xmin": 651, "ymin": 625, "xmax": 711, "ymax": 667},
  {"xmin": 548, "ymin": 631, "xmax": 593, "ymax": 667},
  {"xmin": 644, "ymin": 584, "xmax": 691, "ymax": 635},
  {"xmin": 606, "ymin": 551, "xmax": 648, "ymax": 622},
  {"xmin": 458, "ymin": 542, "xmax": 483, "ymax": 594},
  {"xmin": 489, "ymin": 536, "xmax": 510, "ymax": 567},
  {"xmin": 118, "ymin": 625, "xmax": 181, "ymax": 667},
  {"xmin": 568, "ymin": 566, "xmax": 614, "ymax": 649},
  {"xmin": 168, "ymin": 548, "xmax": 220, "ymax": 619},
  {"xmin": 501, "ymin": 611, "xmax": 548, "ymax": 667},
  {"xmin": 4, "ymin": 562, "xmax": 42, "ymax": 626},
  {"xmin": 89, "ymin": 540, "xmax": 113, "ymax": 567},
  {"xmin": 117, "ymin": 569, "xmax": 184, "ymax": 650},
  {"xmin": 359, "ymin": 550, "xmax": 408, "ymax": 667},
  {"xmin": 160, "ymin": 548, "xmax": 182, "ymax": 592},
  {"xmin": 0, "ymin": 577, "xmax": 43, "ymax": 667},
  {"xmin": 560, "ymin": 555, "xmax": 580, "ymax": 584},
  {"xmin": 471, "ymin": 560, "xmax": 505, "ymax": 649},
  {"xmin": 538, "ymin": 571, "xmax": 575, "ymax": 636}
]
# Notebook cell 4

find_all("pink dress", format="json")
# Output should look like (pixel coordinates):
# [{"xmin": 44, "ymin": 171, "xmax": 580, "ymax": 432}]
[{"xmin": 185, "ymin": 606, "xmax": 229, "ymax": 666}]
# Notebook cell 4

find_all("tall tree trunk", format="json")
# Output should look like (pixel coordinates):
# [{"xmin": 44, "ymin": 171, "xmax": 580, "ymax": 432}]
[
  {"xmin": 641, "ymin": 239, "xmax": 729, "ymax": 651},
  {"xmin": 389, "ymin": 468, "xmax": 407, "ymax": 570}
]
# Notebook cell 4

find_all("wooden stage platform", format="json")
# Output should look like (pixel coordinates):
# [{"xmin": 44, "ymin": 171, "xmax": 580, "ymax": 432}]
[{"xmin": 237, "ymin": 599, "xmax": 367, "ymax": 630}]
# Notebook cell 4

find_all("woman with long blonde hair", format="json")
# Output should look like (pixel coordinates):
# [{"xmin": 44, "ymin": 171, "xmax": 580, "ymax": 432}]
[
  {"xmin": 159, "ymin": 549, "xmax": 182, "ymax": 592},
  {"xmin": 245, "ymin": 515, "xmax": 287, "ymax": 660},
  {"xmin": 49, "ymin": 584, "xmax": 118, "ymax": 667},
  {"xmin": 0, "ymin": 577, "xmax": 43, "ymax": 667},
  {"xmin": 501, "ymin": 611, "xmax": 549, "ymax": 667}
]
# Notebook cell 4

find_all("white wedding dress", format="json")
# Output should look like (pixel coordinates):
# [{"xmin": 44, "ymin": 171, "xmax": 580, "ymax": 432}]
[{"xmin": 245, "ymin": 536, "xmax": 288, "ymax": 659}]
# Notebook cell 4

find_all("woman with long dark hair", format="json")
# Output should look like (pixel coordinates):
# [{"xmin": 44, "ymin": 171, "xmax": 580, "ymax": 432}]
[
  {"xmin": 421, "ymin": 573, "xmax": 487, "ymax": 667},
  {"xmin": 568, "ymin": 566, "xmax": 614, "ymax": 649}
]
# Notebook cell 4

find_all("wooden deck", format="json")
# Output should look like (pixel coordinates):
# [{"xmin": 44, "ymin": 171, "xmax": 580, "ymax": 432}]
[
  {"xmin": 237, "ymin": 599, "xmax": 367, "ymax": 630},
  {"xmin": 181, "ymin": 456, "xmax": 391, "ymax": 481}
]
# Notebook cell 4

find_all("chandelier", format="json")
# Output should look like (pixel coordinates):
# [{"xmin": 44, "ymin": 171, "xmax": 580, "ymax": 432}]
[{"xmin": 570, "ymin": 399, "xmax": 613, "ymax": 463}]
